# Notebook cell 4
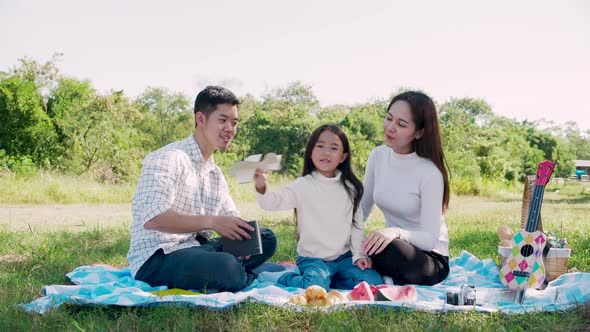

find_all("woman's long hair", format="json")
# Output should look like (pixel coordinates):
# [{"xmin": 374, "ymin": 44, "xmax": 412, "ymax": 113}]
[
  {"xmin": 301, "ymin": 124, "xmax": 363, "ymax": 227},
  {"xmin": 387, "ymin": 91, "xmax": 450, "ymax": 212}
]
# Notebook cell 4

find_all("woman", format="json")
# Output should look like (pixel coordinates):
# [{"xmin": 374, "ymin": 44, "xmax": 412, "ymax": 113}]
[{"xmin": 360, "ymin": 91, "xmax": 450, "ymax": 286}]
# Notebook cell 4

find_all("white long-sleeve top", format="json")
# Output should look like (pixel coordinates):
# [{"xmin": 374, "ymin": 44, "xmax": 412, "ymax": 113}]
[
  {"xmin": 361, "ymin": 145, "xmax": 449, "ymax": 256},
  {"xmin": 256, "ymin": 170, "xmax": 367, "ymax": 263}
]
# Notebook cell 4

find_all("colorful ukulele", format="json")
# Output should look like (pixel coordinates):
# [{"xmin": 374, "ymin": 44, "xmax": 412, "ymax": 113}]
[{"xmin": 499, "ymin": 160, "xmax": 555, "ymax": 290}]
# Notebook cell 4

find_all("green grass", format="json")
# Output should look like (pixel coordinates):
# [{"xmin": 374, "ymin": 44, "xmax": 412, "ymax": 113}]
[
  {"xmin": 0, "ymin": 180, "xmax": 589, "ymax": 330},
  {"xmin": 0, "ymin": 171, "xmax": 135, "ymax": 204}
]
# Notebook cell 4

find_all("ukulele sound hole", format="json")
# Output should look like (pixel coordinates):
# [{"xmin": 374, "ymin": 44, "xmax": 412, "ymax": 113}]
[{"xmin": 521, "ymin": 244, "xmax": 534, "ymax": 257}]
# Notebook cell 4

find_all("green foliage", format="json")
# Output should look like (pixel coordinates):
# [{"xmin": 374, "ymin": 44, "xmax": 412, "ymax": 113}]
[
  {"xmin": 438, "ymin": 97, "xmax": 584, "ymax": 183},
  {"xmin": 560, "ymin": 122, "xmax": 590, "ymax": 160},
  {"xmin": 8, "ymin": 53, "xmax": 62, "ymax": 96},
  {"xmin": 341, "ymin": 101, "xmax": 386, "ymax": 174},
  {"xmin": 46, "ymin": 77, "xmax": 96, "ymax": 172},
  {"xmin": 0, "ymin": 76, "xmax": 58, "ymax": 165},
  {"xmin": 316, "ymin": 104, "xmax": 349, "ymax": 124},
  {"xmin": 133, "ymin": 87, "xmax": 193, "ymax": 151},
  {"xmin": 2, "ymin": 55, "xmax": 589, "ymax": 185},
  {"xmin": 240, "ymin": 82, "xmax": 319, "ymax": 176}
]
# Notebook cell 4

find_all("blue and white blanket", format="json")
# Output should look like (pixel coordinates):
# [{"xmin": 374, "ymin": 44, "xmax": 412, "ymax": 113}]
[{"xmin": 18, "ymin": 251, "xmax": 590, "ymax": 314}]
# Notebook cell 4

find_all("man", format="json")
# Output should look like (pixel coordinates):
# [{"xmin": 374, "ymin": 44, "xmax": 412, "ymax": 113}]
[{"xmin": 127, "ymin": 86, "xmax": 277, "ymax": 292}]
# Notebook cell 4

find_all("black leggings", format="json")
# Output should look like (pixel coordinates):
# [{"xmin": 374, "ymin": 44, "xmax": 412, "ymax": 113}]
[{"xmin": 369, "ymin": 239, "xmax": 449, "ymax": 286}]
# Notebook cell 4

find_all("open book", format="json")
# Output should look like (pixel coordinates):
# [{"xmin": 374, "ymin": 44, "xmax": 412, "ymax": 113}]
[{"xmin": 221, "ymin": 220, "xmax": 263, "ymax": 256}]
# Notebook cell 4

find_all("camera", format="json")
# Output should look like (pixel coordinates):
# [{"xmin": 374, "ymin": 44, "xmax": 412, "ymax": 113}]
[{"xmin": 446, "ymin": 284, "xmax": 476, "ymax": 305}]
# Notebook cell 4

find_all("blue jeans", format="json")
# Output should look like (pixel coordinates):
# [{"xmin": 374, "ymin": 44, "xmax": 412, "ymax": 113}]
[
  {"xmin": 135, "ymin": 228, "xmax": 277, "ymax": 292},
  {"xmin": 278, "ymin": 251, "xmax": 383, "ymax": 290}
]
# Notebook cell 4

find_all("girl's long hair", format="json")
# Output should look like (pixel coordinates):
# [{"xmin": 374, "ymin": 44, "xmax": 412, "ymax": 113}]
[
  {"xmin": 387, "ymin": 91, "xmax": 450, "ymax": 212},
  {"xmin": 301, "ymin": 124, "xmax": 363, "ymax": 227}
]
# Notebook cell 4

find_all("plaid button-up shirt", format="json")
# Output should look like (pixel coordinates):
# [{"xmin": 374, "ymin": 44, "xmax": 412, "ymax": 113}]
[{"xmin": 127, "ymin": 135, "xmax": 240, "ymax": 276}]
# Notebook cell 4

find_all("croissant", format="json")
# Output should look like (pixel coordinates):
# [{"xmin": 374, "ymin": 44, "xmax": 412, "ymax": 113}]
[{"xmin": 324, "ymin": 290, "xmax": 347, "ymax": 305}]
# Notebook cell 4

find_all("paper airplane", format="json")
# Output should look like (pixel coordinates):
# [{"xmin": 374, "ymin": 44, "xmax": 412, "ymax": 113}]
[{"xmin": 229, "ymin": 153, "xmax": 282, "ymax": 183}]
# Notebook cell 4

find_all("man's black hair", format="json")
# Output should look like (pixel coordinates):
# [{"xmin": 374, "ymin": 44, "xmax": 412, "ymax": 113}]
[{"xmin": 194, "ymin": 86, "xmax": 240, "ymax": 118}]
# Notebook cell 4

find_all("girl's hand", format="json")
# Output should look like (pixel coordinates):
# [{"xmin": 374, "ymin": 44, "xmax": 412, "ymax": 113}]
[
  {"xmin": 254, "ymin": 169, "xmax": 268, "ymax": 194},
  {"xmin": 361, "ymin": 227, "xmax": 400, "ymax": 256},
  {"xmin": 354, "ymin": 257, "xmax": 372, "ymax": 270}
]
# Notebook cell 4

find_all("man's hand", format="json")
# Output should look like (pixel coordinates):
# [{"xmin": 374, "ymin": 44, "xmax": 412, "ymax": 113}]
[
  {"xmin": 361, "ymin": 227, "xmax": 400, "ymax": 256},
  {"xmin": 212, "ymin": 216, "xmax": 254, "ymax": 240},
  {"xmin": 144, "ymin": 210, "xmax": 253, "ymax": 237},
  {"xmin": 354, "ymin": 257, "xmax": 372, "ymax": 270},
  {"xmin": 254, "ymin": 169, "xmax": 269, "ymax": 194}
]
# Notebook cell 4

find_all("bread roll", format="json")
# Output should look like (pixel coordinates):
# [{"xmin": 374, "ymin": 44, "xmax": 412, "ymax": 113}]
[
  {"xmin": 305, "ymin": 285, "xmax": 327, "ymax": 301},
  {"xmin": 289, "ymin": 294, "xmax": 307, "ymax": 305}
]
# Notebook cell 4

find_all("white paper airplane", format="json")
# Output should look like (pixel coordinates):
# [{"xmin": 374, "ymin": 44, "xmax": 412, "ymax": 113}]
[{"xmin": 228, "ymin": 153, "xmax": 282, "ymax": 183}]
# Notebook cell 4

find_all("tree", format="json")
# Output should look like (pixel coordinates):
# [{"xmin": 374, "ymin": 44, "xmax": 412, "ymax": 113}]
[
  {"xmin": 439, "ymin": 99, "xmax": 481, "ymax": 180},
  {"xmin": 0, "ymin": 76, "xmax": 58, "ymax": 165},
  {"xmin": 46, "ymin": 77, "xmax": 96, "ymax": 170},
  {"xmin": 243, "ymin": 82, "xmax": 319, "ymax": 175},
  {"xmin": 316, "ymin": 105, "xmax": 349, "ymax": 124},
  {"xmin": 341, "ymin": 101, "xmax": 386, "ymax": 174},
  {"xmin": 560, "ymin": 122, "xmax": 590, "ymax": 160},
  {"xmin": 76, "ymin": 91, "xmax": 144, "ymax": 181},
  {"xmin": 134, "ymin": 87, "xmax": 192, "ymax": 151},
  {"xmin": 8, "ymin": 53, "xmax": 63, "ymax": 110}
]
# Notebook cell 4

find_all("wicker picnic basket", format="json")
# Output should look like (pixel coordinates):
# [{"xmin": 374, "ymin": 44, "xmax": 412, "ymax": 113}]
[{"xmin": 499, "ymin": 175, "xmax": 569, "ymax": 281}]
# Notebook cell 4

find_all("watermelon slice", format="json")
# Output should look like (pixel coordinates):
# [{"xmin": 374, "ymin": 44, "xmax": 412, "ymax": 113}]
[
  {"xmin": 374, "ymin": 285, "xmax": 417, "ymax": 302},
  {"xmin": 369, "ymin": 284, "xmax": 389, "ymax": 296},
  {"xmin": 347, "ymin": 281, "xmax": 375, "ymax": 301}
]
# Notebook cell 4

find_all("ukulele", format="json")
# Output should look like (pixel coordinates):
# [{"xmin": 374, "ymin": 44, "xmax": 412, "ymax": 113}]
[{"xmin": 499, "ymin": 160, "xmax": 555, "ymax": 290}]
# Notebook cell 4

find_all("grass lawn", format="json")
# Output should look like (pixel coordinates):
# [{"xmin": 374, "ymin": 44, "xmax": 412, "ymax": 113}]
[{"xmin": 0, "ymin": 180, "xmax": 589, "ymax": 331}]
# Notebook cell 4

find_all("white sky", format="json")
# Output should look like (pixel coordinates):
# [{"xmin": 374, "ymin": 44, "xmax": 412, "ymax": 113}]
[{"xmin": 1, "ymin": 0, "xmax": 589, "ymax": 130}]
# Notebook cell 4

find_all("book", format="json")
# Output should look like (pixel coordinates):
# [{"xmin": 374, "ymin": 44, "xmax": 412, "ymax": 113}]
[{"xmin": 221, "ymin": 220, "xmax": 263, "ymax": 256}]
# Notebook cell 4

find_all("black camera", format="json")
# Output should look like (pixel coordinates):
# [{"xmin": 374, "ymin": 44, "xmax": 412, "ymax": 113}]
[{"xmin": 446, "ymin": 284, "xmax": 476, "ymax": 305}]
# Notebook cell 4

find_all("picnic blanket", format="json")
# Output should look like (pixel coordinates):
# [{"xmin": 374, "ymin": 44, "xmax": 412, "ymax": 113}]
[{"xmin": 18, "ymin": 251, "xmax": 590, "ymax": 314}]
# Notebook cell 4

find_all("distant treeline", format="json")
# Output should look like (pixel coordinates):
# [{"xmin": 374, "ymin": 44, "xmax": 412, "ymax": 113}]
[{"xmin": 1, "ymin": 55, "xmax": 589, "ymax": 194}]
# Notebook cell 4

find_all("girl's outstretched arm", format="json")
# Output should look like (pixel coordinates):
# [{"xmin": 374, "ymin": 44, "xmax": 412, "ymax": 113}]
[{"xmin": 255, "ymin": 173, "xmax": 301, "ymax": 212}]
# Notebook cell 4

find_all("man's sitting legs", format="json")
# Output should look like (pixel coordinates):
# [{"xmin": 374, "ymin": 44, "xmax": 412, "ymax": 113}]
[{"xmin": 136, "ymin": 228, "xmax": 277, "ymax": 292}]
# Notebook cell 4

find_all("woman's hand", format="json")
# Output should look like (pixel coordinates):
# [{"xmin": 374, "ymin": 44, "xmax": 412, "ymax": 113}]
[
  {"xmin": 354, "ymin": 257, "xmax": 372, "ymax": 270},
  {"xmin": 361, "ymin": 227, "xmax": 400, "ymax": 256},
  {"xmin": 254, "ymin": 169, "xmax": 268, "ymax": 194}
]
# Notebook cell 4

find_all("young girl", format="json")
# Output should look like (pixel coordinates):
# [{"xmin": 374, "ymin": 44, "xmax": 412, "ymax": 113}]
[
  {"xmin": 254, "ymin": 124, "xmax": 382, "ymax": 290},
  {"xmin": 361, "ymin": 91, "xmax": 450, "ymax": 286}
]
